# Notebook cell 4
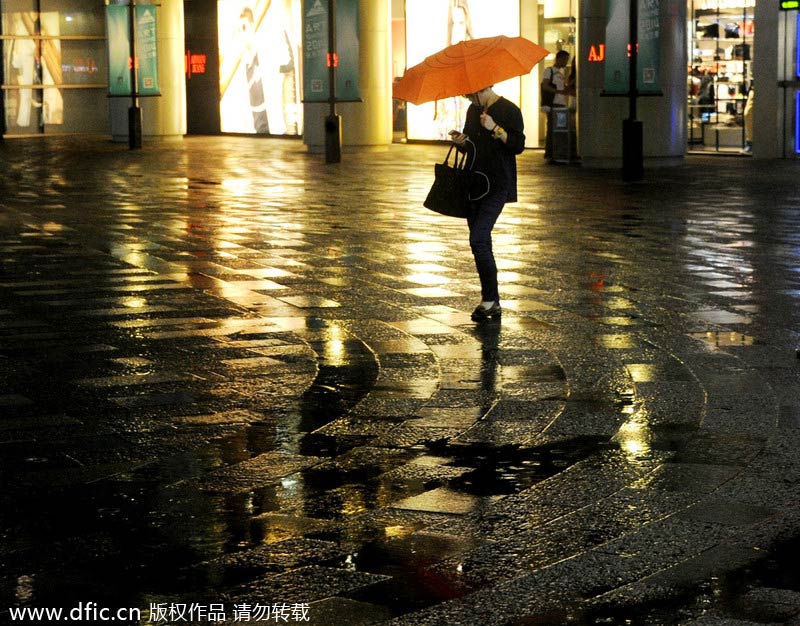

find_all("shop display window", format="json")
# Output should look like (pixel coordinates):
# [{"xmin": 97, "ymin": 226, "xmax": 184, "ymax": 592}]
[
  {"xmin": 217, "ymin": 0, "xmax": 302, "ymax": 136},
  {"xmin": 402, "ymin": 0, "xmax": 521, "ymax": 142},
  {"xmin": 1, "ymin": 0, "xmax": 107, "ymax": 136},
  {"xmin": 687, "ymin": 0, "xmax": 754, "ymax": 152}
]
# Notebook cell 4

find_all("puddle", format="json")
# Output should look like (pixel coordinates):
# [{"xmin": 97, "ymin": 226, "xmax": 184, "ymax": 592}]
[
  {"xmin": 440, "ymin": 438, "xmax": 608, "ymax": 497},
  {"xmin": 688, "ymin": 330, "xmax": 755, "ymax": 348},
  {"xmin": 335, "ymin": 438, "xmax": 610, "ymax": 617}
]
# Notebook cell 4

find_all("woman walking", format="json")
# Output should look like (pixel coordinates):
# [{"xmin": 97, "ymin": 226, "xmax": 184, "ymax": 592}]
[{"xmin": 449, "ymin": 85, "xmax": 525, "ymax": 322}]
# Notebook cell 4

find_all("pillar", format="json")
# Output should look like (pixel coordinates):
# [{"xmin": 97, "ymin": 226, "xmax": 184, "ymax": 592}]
[
  {"xmin": 578, "ymin": 0, "xmax": 686, "ymax": 168},
  {"xmin": 520, "ymin": 0, "xmax": 541, "ymax": 149},
  {"xmin": 304, "ymin": 0, "xmax": 392, "ymax": 152},
  {"xmin": 752, "ymin": 0, "xmax": 779, "ymax": 158},
  {"xmin": 110, "ymin": 0, "xmax": 187, "ymax": 142}
]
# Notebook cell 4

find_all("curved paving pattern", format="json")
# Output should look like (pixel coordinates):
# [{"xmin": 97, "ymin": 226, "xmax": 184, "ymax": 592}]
[{"xmin": 1, "ymin": 137, "xmax": 800, "ymax": 625}]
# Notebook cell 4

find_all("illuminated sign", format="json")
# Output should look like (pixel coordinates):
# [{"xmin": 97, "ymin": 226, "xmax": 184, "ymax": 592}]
[
  {"xmin": 780, "ymin": 0, "xmax": 798, "ymax": 9},
  {"xmin": 404, "ymin": 0, "xmax": 520, "ymax": 142},
  {"xmin": 106, "ymin": 4, "xmax": 160, "ymax": 97},
  {"xmin": 588, "ymin": 44, "xmax": 606, "ymax": 61},
  {"xmin": 796, "ymin": 91, "xmax": 800, "ymax": 154},
  {"xmin": 604, "ymin": 0, "xmax": 660, "ymax": 94},
  {"xmin": 301, "ymin": 0, "xmax": 360, "ymax": 103},
  {"xmin": 218, "ymin": 0, "xmax": 303, "ymax": 135},
  {"xmin": 788, "ymin": 14, "xmax": 800, "ymax": 154},
  {"xmin": 185, "ymin": 50, "xmax": 207, "ymax": 78}
]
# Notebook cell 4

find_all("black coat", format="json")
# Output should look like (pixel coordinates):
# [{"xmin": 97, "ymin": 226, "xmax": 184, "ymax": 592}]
[{"xmin": 462, "ymin": 97, "xmax": 525, "ymax": 203}]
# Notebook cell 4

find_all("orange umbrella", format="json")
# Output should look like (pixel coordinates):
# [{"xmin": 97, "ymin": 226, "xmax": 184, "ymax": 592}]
[{"xmin": 393, "ymin": 35, "xmax": 550, "ymax": 105}]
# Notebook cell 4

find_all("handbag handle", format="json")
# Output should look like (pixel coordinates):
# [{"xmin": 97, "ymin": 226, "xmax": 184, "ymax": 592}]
[{"xmin": 444, "ymin": 139, "xmax": 477, "ymax": 171}]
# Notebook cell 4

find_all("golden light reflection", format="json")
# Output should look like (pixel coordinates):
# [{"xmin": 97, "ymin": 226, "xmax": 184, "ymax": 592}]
[
  {"xmin": 625, "ymin": 364, "xmax": 658, "ymax": 382},
  {"xmin": 596, "ymin": 334, "xmax": 636, "ymax": 349},
  {"xmin": 407, "ymin": 251, "xmax": 446, "ymax": 262},
  {"xmin": 688, "ymin": 331, "xmax": 754, "ymax": 348},
  {"xmin": 220, "ymin": 178, "xmax": 252, "ymax": 194},
  {"xmin": 339, "ymin": 485, "xmax": 367, "ymax": 516},
  {"xmin": 406, "ymin": 241, "xmax": 448, "ymax": 254},
  {"xmin": 600, "ymin": 316, "xmax": 638, "ymax": 326},
  {"xmin": 41, "ymin": 222, "xmax": 66, "ymax": 232},
  {"xmin": 323, "ymin": 324, "xmax": 346, "ymax": 367},
  {"xmin": 121, "ymin": 297, "xmax": 147, "ymax": 308},
  {"xmin": 122, "ymin": 251, "xmax": 146, "ymax": 268},
  {"xmin": 403, "ymin": 273, "xmax": 449, "ymax": 286},
  {"xmin": 384, "ymin": 525, "xmax": 416, "ymax": 538},
  {"xmin": 613, "ymin": 410, "xmax": 653, "ymax": 460}
]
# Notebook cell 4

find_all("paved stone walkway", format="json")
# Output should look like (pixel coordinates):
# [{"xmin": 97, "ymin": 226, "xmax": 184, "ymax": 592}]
[{"xmin": 1, "ymin": 136, "xmax": 800, "ymax": 626}]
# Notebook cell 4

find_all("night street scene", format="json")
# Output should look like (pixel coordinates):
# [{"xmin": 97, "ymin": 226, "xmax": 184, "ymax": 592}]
[{"xmin": 2, "ymin": 136, "xmax": 800, "ymax": 626}]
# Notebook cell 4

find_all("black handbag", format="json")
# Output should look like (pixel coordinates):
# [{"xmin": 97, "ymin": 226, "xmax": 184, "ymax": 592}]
[{"xmin": 423, "ymin": 140, "xmax": 488, "ymax": 218}]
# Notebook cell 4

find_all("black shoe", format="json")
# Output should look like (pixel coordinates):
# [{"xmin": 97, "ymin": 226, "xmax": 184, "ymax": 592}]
[{"xmin": 471, "ymin": 302, "xmax": 502, "ymax": 322}]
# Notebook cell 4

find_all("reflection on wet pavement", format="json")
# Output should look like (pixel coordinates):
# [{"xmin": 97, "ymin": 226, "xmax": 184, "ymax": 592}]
[{"xmin": 1, "ymin": 137, "xmax": 800, "ymax": 625}]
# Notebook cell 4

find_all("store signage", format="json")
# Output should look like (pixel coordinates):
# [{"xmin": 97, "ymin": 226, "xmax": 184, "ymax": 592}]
[
  {"xmin": 106, "ymin": 4, "xmax": 160, "ymax": 96},
  {"xmin": 185, "ymin": 50, "xmax": 207, "ymax": 78},
  {"xmin": 217, "ymin": 0, "xmax": 303, "ymax": 135},
  {"xmin": 588, "ymin": 44, "xmax": 606, "ymax": 61},
  {"xmin": 795, "ymin": 92, "xmax": 800, "ymax": 154},
  {"xmin": 783, "ymin": 0, "xmax": 800, "ymax": 9},
  {"xmin": 603, "ymin": 0, "xmax": 661, "ymax": 94},
  {"xmin": 302, "ymin": 0, "xmax": 360, "ymax": 102}
]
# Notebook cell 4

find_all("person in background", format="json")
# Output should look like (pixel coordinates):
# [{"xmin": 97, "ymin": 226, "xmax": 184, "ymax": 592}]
[
  {"xmin": 449, "ymin": 85, "xmax": 525, "ymax": 322},
  {"xmin": 540, "ymin": 50, "xmax": 569, "ymax": 162}
]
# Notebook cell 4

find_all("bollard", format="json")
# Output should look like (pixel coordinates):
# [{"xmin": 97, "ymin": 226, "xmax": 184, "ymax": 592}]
[
  {"xmin": 325, "ymin": 114, "xmax": 342, "ymax": 164},
  {"xmin": 128, "ymin": 105, "xmax": 142, "ymax": 150},
  {"xmin": 622, "ymin": 118, "xmax": 643, "ymax": 182}
]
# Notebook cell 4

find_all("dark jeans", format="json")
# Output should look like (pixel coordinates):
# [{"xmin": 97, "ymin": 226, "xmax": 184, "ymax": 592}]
[{"xmin": 467, "ymin": 189, "xmax": 507, "ymax": 303}]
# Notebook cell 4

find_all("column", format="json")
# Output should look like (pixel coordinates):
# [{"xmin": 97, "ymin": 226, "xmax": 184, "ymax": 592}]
[
  {"xmin": 303, "ymin": 0, "xmax": 392, "ymax": 152},
  {"xmin": 578, "ymin": 0, "xmax": 686, "ymax": 168},
  {"xmin": 520, "ymin": 0, "xmax": 541, "ymax": 149},
  {"xmin": 752, "ymin": 0, "xmax": 779, "ymax": 158}
]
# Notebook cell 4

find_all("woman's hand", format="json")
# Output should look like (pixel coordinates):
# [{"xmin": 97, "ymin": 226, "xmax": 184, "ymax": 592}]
[
  {"xmin": 449, "ymin": 130, "xmax": 468, "ymax": 146},
  {"xmin": 480, "ymin": 113, "xmax": 497, "ymax": 132}
]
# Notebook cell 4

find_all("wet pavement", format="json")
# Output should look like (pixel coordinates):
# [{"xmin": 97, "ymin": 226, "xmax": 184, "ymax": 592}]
[{"xmin": 1, "ymin": 136, "xmax": 800, "ymax": 626}]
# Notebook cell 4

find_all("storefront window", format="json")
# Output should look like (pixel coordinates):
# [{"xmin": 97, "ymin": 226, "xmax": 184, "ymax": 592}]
[
  {"xmin": 687, "ymin": 0, "xmax": 755, "ymax": 153},
  {"xmin": 1, "ymin": 0, "xmax": 107, "ymax": 136},
  {"xmin": 400, "ymin": 0, "xmax": 521, "ymax": 142},
  {"xmin": 217, "ymin": 0, "xmax": 302, "ymax": 136}
]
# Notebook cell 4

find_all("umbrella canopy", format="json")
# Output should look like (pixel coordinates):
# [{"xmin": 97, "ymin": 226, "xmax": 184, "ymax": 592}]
[{"xmin": 393, "ymin": 35, "xmax": 550, "ymax": 105}]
